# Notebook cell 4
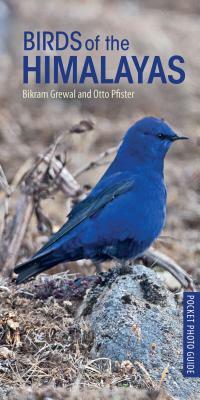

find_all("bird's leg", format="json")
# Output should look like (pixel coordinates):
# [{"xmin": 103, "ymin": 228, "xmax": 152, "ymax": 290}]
[{"xmin": 94, "ymin": 261, "xmax": 102, "ymax": 274}]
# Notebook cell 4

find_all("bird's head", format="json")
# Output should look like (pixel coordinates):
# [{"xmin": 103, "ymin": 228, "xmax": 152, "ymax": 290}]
[{"xmin": 122, "ymin": 116, "xmax": 188, "ymax": 163}]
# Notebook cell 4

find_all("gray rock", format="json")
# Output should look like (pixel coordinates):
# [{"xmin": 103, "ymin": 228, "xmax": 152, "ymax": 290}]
[{"xmin": 79, "ymin": 265, "xmax": 199, "ymax": 400}]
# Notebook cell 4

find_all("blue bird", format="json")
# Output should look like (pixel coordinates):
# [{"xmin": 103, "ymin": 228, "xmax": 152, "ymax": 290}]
[{"xmin": 14, "ymin": 116, "xmax": 188, "ymax": 283}]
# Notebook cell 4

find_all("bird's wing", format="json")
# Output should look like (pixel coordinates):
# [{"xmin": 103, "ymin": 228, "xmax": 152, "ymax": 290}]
[{"xmin": 34, "ymin": 177, "xmax": 134, "ymax": 256}]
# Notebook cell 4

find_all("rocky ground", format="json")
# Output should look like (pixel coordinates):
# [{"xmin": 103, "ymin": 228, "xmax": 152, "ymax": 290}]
[{"xmin": 1, "ymin": 265, "xmax": 199, "ymax": 400}]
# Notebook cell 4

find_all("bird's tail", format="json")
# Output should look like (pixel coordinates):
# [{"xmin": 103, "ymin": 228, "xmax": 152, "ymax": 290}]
[{"xmin": 14, "ymin": 250, "xmax": 63, "ymax": 284}]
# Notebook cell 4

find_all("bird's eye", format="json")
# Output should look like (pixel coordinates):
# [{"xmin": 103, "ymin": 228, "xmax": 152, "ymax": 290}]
[{"xmin": 158, "ymin": 133, "xmax": 166, "ymax": 140}]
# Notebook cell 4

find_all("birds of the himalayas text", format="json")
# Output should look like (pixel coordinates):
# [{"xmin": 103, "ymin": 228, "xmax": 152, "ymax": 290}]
[{"xmin": 14, "ymin": 116, "xmax": 188, "ymax": 283}]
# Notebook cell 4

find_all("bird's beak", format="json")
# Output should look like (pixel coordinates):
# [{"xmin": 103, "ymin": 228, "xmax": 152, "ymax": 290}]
[{"xmin": 171, "ymin": 135, "xmax": 189, "ymax": 141}]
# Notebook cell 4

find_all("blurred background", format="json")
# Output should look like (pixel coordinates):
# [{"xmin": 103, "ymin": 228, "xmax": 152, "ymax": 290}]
[{"xmin": 0, "ymin": 0, "xmax": 199, "ymax": 280}]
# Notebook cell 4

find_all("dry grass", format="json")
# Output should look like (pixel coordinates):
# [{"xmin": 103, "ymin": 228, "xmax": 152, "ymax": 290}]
[
  {"xmin": 7, "ymin": 387, "xmax": 173, "ymax": 400},
  {"xmin": 0, "ymin": 277, "xmax": 173, "ymax": 399}
]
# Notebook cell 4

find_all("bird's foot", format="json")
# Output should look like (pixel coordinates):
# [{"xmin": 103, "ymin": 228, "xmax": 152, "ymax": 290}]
[{"xmin": 118, "ymin": 261, "xmax": 132, "ymax": 275}]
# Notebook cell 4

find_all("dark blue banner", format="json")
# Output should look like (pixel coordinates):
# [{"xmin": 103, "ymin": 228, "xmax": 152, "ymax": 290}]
[{"xmin": 183, "ymin": 292, "xmax": 200, "ymax": 377}]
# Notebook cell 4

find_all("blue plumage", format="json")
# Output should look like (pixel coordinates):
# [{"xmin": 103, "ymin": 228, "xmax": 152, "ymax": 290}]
[{"xmin": 14, "ymin": 116, "xmax": 188, "ymax": 283}]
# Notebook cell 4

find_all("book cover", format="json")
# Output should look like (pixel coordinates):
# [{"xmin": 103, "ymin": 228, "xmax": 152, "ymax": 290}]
[{"xmin": 0, "ymin": 1, "xmax": 199, "ymax": 399}]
